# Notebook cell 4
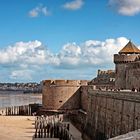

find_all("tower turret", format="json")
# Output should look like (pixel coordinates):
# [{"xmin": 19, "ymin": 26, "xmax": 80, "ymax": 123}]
[{"xmin": 114, "ymin": 41, "xmax": 140, "ymax": 89}]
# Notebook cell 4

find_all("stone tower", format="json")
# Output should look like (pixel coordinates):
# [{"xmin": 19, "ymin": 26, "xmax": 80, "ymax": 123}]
[
  {"xmin": 114, "ymin": 41, "xmax": 140, "ymax": 89},
  {"xmin": 42, "ymin": 80, "xmax": 87, "ymax": 111}
]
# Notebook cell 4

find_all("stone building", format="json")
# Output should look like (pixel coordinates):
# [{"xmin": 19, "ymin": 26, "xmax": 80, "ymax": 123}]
[
  {"xmin": 114, "ymin": 41, "xmax": 140, "ymax": 90},
  {"xmin": 41, "ymin": 40, "xmax": 140, "ymax": 140},
  {"xmin": 89, "ymin": 69, "xmax": 115, "ymax": 90},
  {"xmin": 89, "ymin": 41, "xmax": 140, "ymax": 91}
]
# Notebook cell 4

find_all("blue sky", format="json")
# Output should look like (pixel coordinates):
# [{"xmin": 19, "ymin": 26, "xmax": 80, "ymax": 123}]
[{"xmin": 0, "ymin": 0, "xmax": 140, "ymax": 82}]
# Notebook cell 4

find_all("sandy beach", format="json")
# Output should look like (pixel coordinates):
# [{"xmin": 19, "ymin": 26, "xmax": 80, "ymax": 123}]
[{"xmin": 0, "ymin": 116, "xmax": 35, "ymax": 140}]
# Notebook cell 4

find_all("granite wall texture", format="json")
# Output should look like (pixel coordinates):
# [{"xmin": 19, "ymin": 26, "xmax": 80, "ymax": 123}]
[{"xmin": 83, "ymin": 89, "xmax": 140, "ymax": 140}]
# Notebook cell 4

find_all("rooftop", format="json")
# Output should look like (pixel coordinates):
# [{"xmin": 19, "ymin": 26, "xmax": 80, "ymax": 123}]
[{"xmin": 119, "ymin": 41, "xmax": 140, "ymax": 54}]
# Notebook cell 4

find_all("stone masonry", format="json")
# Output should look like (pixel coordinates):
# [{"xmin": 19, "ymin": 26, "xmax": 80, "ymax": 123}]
[
  {"xmin": 83, "ymin": 89, "xmax": 140, "ymax": 140},
  {"xmin": 42, "ymin": 80, "xmax": 87, "ymax": 111},
  {"xmin": 114, "ymin": 41, "xmax": 140, "ymax": 90}
]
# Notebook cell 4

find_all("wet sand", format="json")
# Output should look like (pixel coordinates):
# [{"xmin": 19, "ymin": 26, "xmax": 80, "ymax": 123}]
[{"xmin": 0, "ymin": 116, "xmax": 35, "ymax": 140}]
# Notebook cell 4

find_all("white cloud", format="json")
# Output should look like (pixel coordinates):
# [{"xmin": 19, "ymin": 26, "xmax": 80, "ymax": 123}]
[
  {"xmin": 41, "ymin": 7, "xmax": 51, "ymax": 16},
  {"xmin": 63, "ymin": 0, "xmax": 84, "ymax": 10},
  {"xmin": 0, "ymin": 40, "xmax": 50, "ymax": 80},
  {"xmin": 10, "ymin": 70, "xmax": 33, "ymax": 80},
  {"xmin": 54, "ymin": 37, "xmax": 128, "ymax": 68},
  {"xmin": 29, "ymin": 4, "xmax": 51, "ymax": 17},
  {"xmin": 0, "ymin": 37, "xmax": 132, "ymax": 81},
  {"xmin": 0, "ymin": 40, "xmax": 47, "ymax": 65},
  {"xmin": 109, "ymin": 0, "xmax": 140, "ymax": 16},
  {"xmin": 0, "ymin": 37, "xmax": 128, "ymax": 68},
  {"xmin": 29, "ymin": 8, "xmax": 39, "ymax": 17}
]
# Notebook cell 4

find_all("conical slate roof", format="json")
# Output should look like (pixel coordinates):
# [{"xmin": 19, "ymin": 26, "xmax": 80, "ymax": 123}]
[{"xmin": 119, "ymin": 41, "xmax": 140, "ymax": 54}]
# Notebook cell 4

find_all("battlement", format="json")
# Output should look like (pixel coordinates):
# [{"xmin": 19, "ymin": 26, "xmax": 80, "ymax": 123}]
[
  {"xmin": 114, "ymin": 54, "xmax": 139, "ymax": 64},
  {"xmin": 98, "ymin": 69, "xmax": 115, "ymax": 75},
  {"xmin": 43, "ymin": 80, "xmax": 88, "ymax": 87}
]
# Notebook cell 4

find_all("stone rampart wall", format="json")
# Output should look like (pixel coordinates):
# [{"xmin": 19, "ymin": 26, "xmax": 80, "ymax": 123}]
[{"xmin": 83, "ymin": 89, "xmax": 140, "ymax": 140}]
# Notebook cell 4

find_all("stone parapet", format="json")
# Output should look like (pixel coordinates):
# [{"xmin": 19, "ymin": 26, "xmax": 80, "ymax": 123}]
[
  {"xmin": 88, "ymin": 89, "xmax": 140, "ymax": 102},
  {"xmin": 43, "ymin": 80, "xmax": 53, "ymax": 86},
  {"xmin": 42, "ymin": 80, "xmax": 88, "ymax": 87},
  {"xmin": 79, "ymin": 80, "xmax": 88, "ymax": 86},
  {"xmin": 114, "ymin": 54, "xmax": 138, "ymax": 63}
]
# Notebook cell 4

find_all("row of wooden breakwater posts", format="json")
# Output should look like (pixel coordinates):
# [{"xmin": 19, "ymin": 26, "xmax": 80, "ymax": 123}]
[
  {"xmin": 1, "ymin": 105, "xmax": 32, "ymax": 116},
  {"xmin": 33, "ymin": 115, "xmax": 74, "ymax": 140}
]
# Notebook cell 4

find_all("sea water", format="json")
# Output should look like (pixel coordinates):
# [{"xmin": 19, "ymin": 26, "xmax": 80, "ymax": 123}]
[{"xmin": 0, "ymin": 90, "xmax": 42, "ymax": 108}]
